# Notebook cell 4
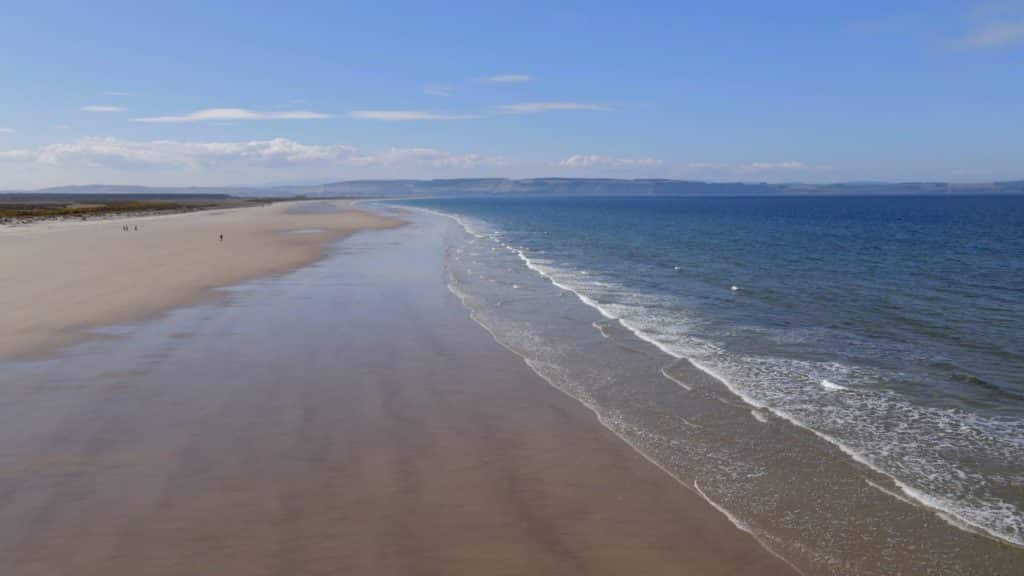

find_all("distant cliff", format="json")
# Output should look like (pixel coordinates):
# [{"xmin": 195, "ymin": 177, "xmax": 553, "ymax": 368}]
[{"xmin": 279, "ymin": 178, "xmax": 1024, "ymax": 197}]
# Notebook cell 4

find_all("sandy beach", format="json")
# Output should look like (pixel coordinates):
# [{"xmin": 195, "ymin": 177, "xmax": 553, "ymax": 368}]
[
  {"xmin": 0, "ymin": 205, "xmax": 794, "ymax": 575},
  {"xmin": 0, "ymin": 201, "xmax": 401, "ymax": 361}
]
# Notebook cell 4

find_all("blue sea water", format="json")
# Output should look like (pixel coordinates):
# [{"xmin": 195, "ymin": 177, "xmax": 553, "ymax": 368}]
[{"xmin": 397, "ymin": 194, "xmax": 1024, "ymax": 559}]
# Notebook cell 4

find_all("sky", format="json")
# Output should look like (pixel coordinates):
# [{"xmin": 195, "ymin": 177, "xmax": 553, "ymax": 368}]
[{"xmin": 1, "ymin": 0, "xmax": 1022, "ymax": 189}]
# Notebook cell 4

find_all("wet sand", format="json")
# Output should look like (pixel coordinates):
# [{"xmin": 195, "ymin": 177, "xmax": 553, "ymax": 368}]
[
  {"xmin": 0, "ymin": 208, "xmax": 795, "ymax": 575},
  {"xmin": 0, "ymin": 200, "xmax": 401, "ymax": 361}
]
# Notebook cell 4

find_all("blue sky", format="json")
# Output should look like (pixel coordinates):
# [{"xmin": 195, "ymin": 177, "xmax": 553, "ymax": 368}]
[{"xmin": 1, "ymin": 1, "xmax": 1022, "ymax": 188}]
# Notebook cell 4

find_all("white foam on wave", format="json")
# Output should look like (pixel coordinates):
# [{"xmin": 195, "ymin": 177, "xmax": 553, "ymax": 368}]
[
  {"xmin": 694, "ymin": 481, "xmax": 806, "ymax": 574},
  {"xmin": 410, "ymin": 205, "xmax": 493, "ymax": 240},
  {"xmin": 694, "ymin": 481, "xmax": 751, "ymax": 530},
  {"xmin": 866, "ymin": 474, "xmax": 1022, "ymax": 547},
  {"xmin": 892, "ymin": 477, "xmax": 1022, "ymax": 546},
  {"xmin": 659, "ymin": 367, "xmax": 693, "ymax": 391},
  {"xmin": 864, "ymin": 478, "xmax": 917, "ymax": 507},
  {"xmin": 405, "ymin": 201, "xmax": 1024, "ymax": 549},
  {"xmin": 508, "ymin": 244, "xmax": 1024, "ymax": 546},
  {"xmin": 422, "ymin": 206, "xmax": 800, "ymax": 565},
  {"xmin": 526, "ymin": 243, "xmax": 1023, "ymax": 546},
  {"xmin": 820, "ymin": 379, "xmax": 849, "ymax": 391},
  {"xmin": 515, "ymin": 250, "xmax": 618, "ymax": 320}
]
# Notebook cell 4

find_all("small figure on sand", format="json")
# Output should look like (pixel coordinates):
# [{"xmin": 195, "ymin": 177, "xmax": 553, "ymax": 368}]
[
  {"xmin": 134, "ymin": 225, "xmax": 138, "ymax": 231},
  {"xmin": 219, "ymin": 234, "xmax": 224, "ymax": 242}
]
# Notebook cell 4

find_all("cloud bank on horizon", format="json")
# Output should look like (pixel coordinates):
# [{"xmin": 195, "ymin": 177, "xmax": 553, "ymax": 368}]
[
  {"xmin": 0, "ymin": 1, "xmax": 1021, "ymax": 188},
  {"xmin": 0, "ymin": 136, "xmax": 845, "ymax": 188}
]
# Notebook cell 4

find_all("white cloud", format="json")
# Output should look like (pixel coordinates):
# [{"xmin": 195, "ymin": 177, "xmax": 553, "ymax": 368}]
[
  {"xmin": 482, "ymin": 74, "xmax": 532, "ymax": 84},
  {"xmin": 740, "ymin": 161, "xmax": 807, "ymax": 172},
  {"xmin": 682, "ymin": 162, "xmax": 729, "ymax": 171},
  {"xmin": 559, "ymin": 154, "xmax": 662, "ymax": 169},
  {"xmin": 0, "ymin": 139, "xmax": 827, "ymax": 183},
  {"xmin": 0, "ymin": 137, "xmax": 502, "ymax": 174},
  {"xmin": 497, "ymin": 102, "xmax": 610, "ymax": 114},
  {"xmin": 134, "ymin": 108, "xmax": 331, "ymax": 123},
  {"xmin": 965, "ymin": 19, "xmax": 1024, "ymax": 47},
  {"xmin": 667, "ymin": 160, "xmax": 830, "ymax": 180},
  {"xmin": 350, "ymin": 110, "xmax": 478, "ymax": 121},
  {"xmin": 105, "ymin": 91, "xmax": 135, "ymax": 97},
  {"xmin": 81, "ymin": 105, "xmax": 125, "ymax": 113},
  {"xmin": 0, "ymin": 128, "xmax": 14, "ymax": 133},
  {"xmin": 423, "ymin": 83, "xmax": 453, "ymax": 96},
  {"xmin": 0, "ymin": 137, "xmax": 343, "ymax": 167},
  {"xmin": 370, "ymin": 147, "xmax": 503, "ymax": 168}
]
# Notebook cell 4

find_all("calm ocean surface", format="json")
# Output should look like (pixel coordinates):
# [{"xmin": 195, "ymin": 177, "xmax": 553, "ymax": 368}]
[{"xmin": 395, "ymin": 195, "xmax": 1023, "ymax": 573}]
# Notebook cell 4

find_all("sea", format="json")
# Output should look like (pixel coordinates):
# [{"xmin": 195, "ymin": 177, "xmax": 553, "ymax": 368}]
[{"xmin": 390, "ymin": 194, "xmax": 1024, "ymax": 574}]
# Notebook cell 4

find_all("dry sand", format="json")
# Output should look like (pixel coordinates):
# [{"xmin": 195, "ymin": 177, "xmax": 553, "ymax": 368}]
[{"xmin": 0, "ymin": 200, "xmax": 401, "ymax": 361}]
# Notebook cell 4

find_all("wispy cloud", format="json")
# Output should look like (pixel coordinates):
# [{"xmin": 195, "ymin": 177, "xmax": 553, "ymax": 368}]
[
  {"xmin": 682, "ymin": 162, "xmax": 728, "ymax": 171},
  {"xmin": 350, "ymin": 110, "xmax": 478, "ymax": 121},
  {"xmin": 482, "ymin": 74, "xmax": 532, "ymax": 84},
  {"xmin": 0, "ymin": 137, "xmax": 348, "ymax": 166},
  {"xmin": 965, "ymin": 19, "xmax": 1024, "ymax": 47},
  {"xmin": 0, "ymin": 137, "xmax": 502, "ymax": 171},
  {"xmin": 669, "ymin": 160, "xmax": 829, "ymax": 180},
  {"xmin": 0, "ymin": 127, "xmax": 14, "ymax": 133},
  {"xmin": 81, "ymin": 105, "xmax": 125, "ymax": 113},
  {"xmin": 135, "ymin": 108, "xmax": 331, "ymax": 123},
  {"xmin": 497, "ymin": 102, "xmax": 610, "ymax": 114},
  {"xmin": 423, "ymin": 83, "xmax": 453, "ymax": 96},
  {"xmin": 679, "ymin": 161, "xmax": 812, "ymax": 174},
  {"xmin": 740, "ymin": 161, "xmax": 807, "ymax": 172},
  {"xmin": 559, "ymin": 154, "xmax": 662, "ymax": 169},
  {"xmin": 371, "ymin": 147, "xmax": 504, "ymax": 168},
  {"xmin": 105, "ymin": 91, "xmax": 135, "ymax": 97},
  {"xmin": 961, "ymin": 3, "xmax": 1024, "ymax": 49}
]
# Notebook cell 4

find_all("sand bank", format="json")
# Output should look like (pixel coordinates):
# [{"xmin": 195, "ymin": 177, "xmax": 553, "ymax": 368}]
[{"xmin": 0, "ymin": 200, "xmax": 401, "ymax": 360}]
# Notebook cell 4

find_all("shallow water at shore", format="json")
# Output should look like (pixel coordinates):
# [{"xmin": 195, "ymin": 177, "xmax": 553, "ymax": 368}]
[{"xmin": 394, "ymin": 197, "xmax": 1024, "ymax": 574}]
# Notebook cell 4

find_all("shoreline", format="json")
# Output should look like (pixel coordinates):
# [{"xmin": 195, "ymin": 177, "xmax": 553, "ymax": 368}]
[
  {"xmin": 0, "ymin": 206, "xmax": 796, "ymax": 575},
  {"xmin": 0, "ymin": 200, "xmax": 402, "ymax": 361},
  {"xmin": 520, "ymin": 245, "xmax": 1024, "ymax": 550},
  {"xmin": 419, "ymin": 200, "xmax": 1024, "ymax": 573},
  {"xmin": 448, "ymin": 249, "xmax": 804, "ymax": 569}
]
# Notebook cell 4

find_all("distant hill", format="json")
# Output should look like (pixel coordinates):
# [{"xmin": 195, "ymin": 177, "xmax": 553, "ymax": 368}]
[
  {"xmin": 4, "ymin": 179, "xmax": 1023, "ymax": 199},
  {"xmin": 278, "ymin": 178, "xmax": 1024, "ymax": 197}
]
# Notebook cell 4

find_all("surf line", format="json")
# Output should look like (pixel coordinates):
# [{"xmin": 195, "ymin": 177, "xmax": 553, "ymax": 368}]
[{"xmin": 418, "ymin": 205, "xmax": 804, "ymax": 572}]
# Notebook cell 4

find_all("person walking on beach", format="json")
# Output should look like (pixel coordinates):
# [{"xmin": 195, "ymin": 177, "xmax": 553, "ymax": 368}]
[{"xmin": 219, "ymin": 234, "xmax": 223, "ymax": 242}]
